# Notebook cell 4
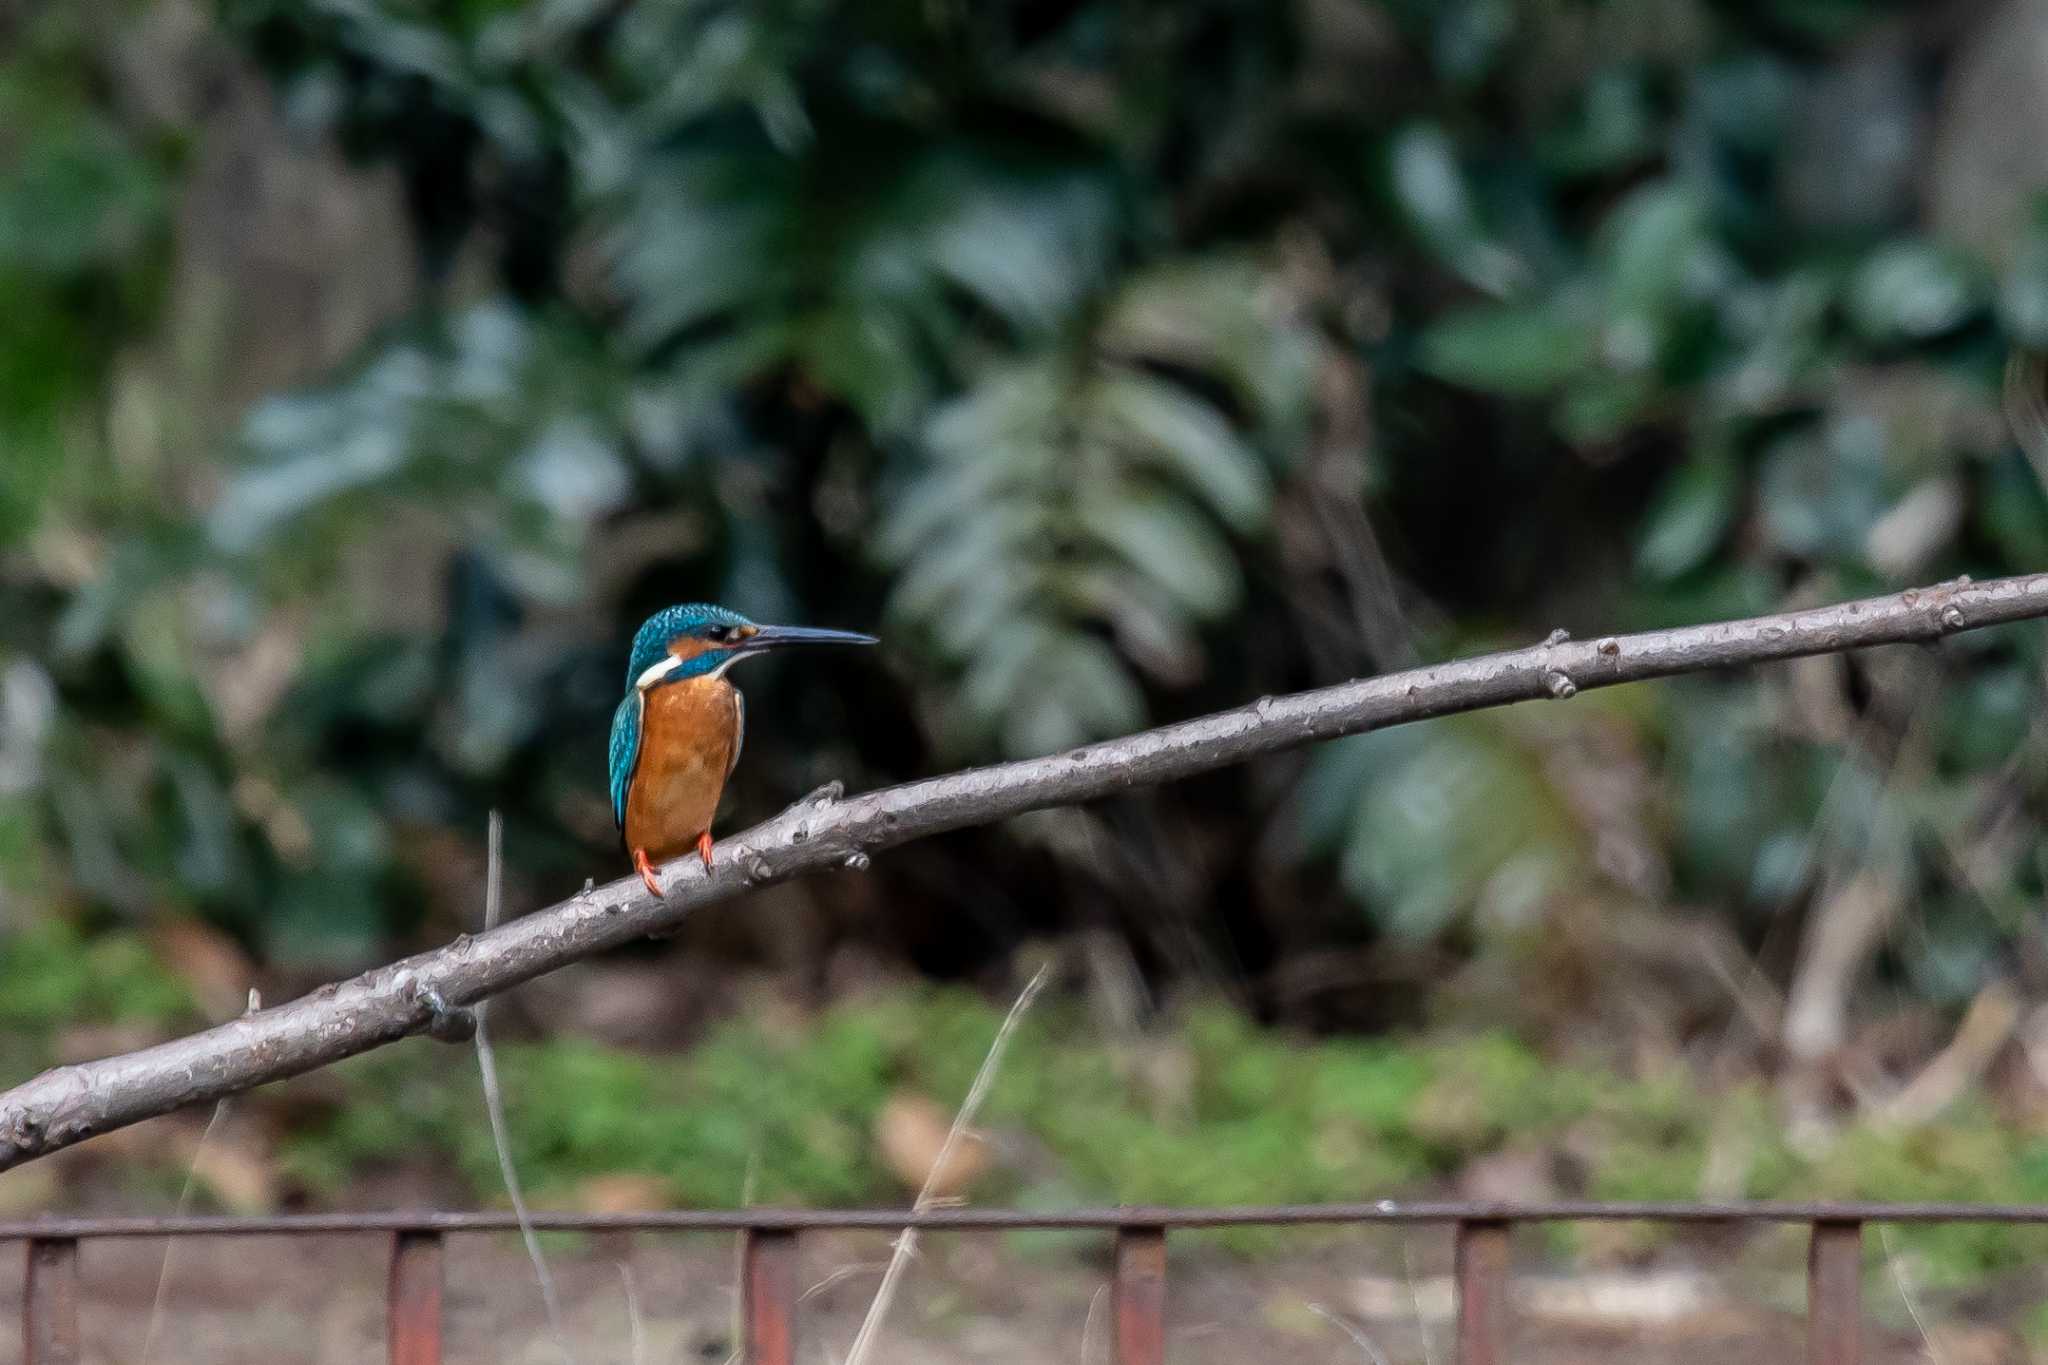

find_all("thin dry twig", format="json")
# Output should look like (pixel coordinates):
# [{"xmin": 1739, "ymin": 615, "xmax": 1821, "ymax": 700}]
[
  {"xmin": 616, "ymin": 1261, "xmax": 647, "ymax": 1365},
  {"xmin": 139, "ymin": 1097, "xmax": 230, "ymax": 1365},
  {"xmin": 799, "ymin": 1261, "xmax": 891, "ymax": 1304},
  {"xmin": 842, "ymin": 963, "xmax": 1051, "ymax": 1365},
  {"xmin": 6, "ymin": 574, "xmax": 2047, "ymax": 1169},
  {"xmin": 1307, "ymin": 1302, "xmax": 1392, "ymax": 1365},
  {"xmin": 723, "ymin": 1151, "xmax": 761, "ymax": 1365},
  {"xmin": 1080, "ymin": 1284, "xmax": 1110, "ymax": 1365},
  {"xmin": 1403, "ymin": 1238, "xmax": 1439, "ymax": 1365},
  {"xmin": 140, "ymin": 986, "xmax": 259, "ymax": 1365},
  {"xmin": 474, "ymin": 811, "xmax": 572, "ymax": 1364},
  {"xmin": 1778, "ymin": 677, "xmax": 1937, "ymax": 1073},
  {"xmin": 1877, "ymin": 1225, "xmax": 1948, "ymax": 1365}
]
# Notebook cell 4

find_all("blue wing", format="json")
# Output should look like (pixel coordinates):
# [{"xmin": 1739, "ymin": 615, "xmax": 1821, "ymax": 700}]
[{"xmin": 608, "ymin": 690, "xmax": 643, "ymax": 832}]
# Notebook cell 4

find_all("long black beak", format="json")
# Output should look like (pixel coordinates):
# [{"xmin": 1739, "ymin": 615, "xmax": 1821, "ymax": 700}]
[{"xmin": 739, "ymin": 624, "xmax": 879, "ymax": 655}]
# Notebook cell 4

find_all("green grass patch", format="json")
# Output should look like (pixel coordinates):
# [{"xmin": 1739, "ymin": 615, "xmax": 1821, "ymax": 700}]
[
  {"xmin": 0, "ymin": 934, "xmax": 2037, "ymax": 1284},
  {"xmin": 274, "ymin": 991, "xmax": 2048, "ymax": 1274},
  {"xmin": 0, "ymin": 920, "xmax": 194, "ymax": 1038}
]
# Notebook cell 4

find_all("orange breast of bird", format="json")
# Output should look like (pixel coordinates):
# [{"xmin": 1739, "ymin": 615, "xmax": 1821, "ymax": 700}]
[{"xmin": 623, "ymin": 675, "xmax": 741, "ymax": 863}]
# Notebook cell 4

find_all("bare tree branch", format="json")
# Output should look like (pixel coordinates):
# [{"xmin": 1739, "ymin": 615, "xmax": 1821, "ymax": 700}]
[{"xmin": 3, "ymin": 572, "xmax": 2046, "ymax": 1171}]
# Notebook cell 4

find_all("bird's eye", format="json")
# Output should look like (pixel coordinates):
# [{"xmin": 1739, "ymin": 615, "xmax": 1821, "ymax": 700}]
[{"xmin": 708, "ymin": 626, "xmax": 735, "ymax": 643}]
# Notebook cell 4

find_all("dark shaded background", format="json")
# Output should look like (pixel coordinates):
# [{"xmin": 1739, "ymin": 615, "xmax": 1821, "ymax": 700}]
[{"xmin": 8, "ymin": 0, "xmax": 2048, "ymax": 1300}]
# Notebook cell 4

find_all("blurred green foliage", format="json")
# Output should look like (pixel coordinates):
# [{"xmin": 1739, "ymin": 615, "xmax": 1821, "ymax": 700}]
[
  {"xmin": 0, "ymin": 5, "xmax": 176, "ymax": 543},
  {"xmin": 6, "ymin": 926, "xmax": 2047, "ymax": 1281},
  {"xmin": 3, "ymin": 0, "xmax": 2048, "ymax": 1164},
  {"xmin": 0, "ymin": 922, "xmax": 193, "ymax": 1035},
  {"xmin": 282, "ymin": 994, "xmax": 1445, "ymax": 1218},
  {"xmin": 268, "ymin": 989, "xmax": 2048, "ymax": 1273},
  {"xmin": 0, "ymin": 922, "xmax": 195, "ymax": 1082}
]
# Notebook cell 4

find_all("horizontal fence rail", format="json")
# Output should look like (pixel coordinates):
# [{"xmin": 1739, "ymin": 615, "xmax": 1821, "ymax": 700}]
[
  {"xmin": 2, "ymin": 1198, "xmax": 2041, "ymax": 1236},
  {"xmin": 12, "ymin": 1200, "xmax": 2035, "ymax": 1362}
]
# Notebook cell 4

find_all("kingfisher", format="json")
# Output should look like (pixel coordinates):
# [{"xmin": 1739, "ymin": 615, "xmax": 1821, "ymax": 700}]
[{"xmin": 610, "ymin": 603, "xmax": 876, "ymax": 896}]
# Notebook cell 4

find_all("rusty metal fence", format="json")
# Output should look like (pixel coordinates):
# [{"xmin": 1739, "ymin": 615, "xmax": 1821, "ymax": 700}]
[{"xmin": 12, "ymin": 1200, "xmax": 2048, "ymax": 1363}]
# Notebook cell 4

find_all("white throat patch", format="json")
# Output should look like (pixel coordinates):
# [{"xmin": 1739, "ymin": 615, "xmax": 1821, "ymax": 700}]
[
  {"xmin": 637, "ymin": 650, "xmax": 749, "ymax": 690},
  {"xmin": 635, "ymin": 656, "xmax": 682, "ymax": 691}
]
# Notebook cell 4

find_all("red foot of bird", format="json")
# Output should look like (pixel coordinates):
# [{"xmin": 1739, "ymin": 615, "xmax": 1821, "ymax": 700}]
[
  {"xmin": 633, "ymin": 847, "xmax": 662, "ymax": 898},
  {"xmin": 697, "ymin": 831, "xmax": 715, "ymax": 868}
]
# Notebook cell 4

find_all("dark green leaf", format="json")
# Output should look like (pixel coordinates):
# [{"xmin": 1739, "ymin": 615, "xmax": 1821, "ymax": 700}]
[
  {"xmin": 1637, "ymin": 450, "xmax": 1739, "ymax": 579},
  {"xmin": 1416, "ymin": 303, "xmax": 1597, "ymax": 396},
  {"xmin": 1846, "ymin": 241, "xmax": 1985, "ymax": 343}
]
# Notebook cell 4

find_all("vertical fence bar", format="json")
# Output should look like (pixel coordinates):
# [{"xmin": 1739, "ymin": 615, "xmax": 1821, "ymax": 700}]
[
  {"xmin": 1807, "ymin": 1220, "xmax": 1862, "ymax": 1365},
  {"xmin": 742, "ymin": 1228, "xmax": 798, "ymax": 1365},
  {"xmin": 1454, "ymin": 1219, "xmax": 1509, "ymax": 1365},
  {"xmin": 388, "ymin": 1230, "xmax": 444, "ymax": 1365},
  {"xmin": 23, "ymin": 1237, "xmax": 80, "ymax": 1365},
  {"xmin": 1113, "ymin": 1224, "xmax": 1167, "ymax": 1365}
]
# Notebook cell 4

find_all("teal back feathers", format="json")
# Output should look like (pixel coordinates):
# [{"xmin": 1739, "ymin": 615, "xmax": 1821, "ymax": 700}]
[{"xmin": 608, "ymin": 691, "xmax": 643, "ymax": 830}]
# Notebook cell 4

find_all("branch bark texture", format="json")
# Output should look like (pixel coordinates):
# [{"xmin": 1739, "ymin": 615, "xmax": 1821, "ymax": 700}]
[{"xmin": 4, "ymin": 573, "xmax": 2047, "ymax": 1170}]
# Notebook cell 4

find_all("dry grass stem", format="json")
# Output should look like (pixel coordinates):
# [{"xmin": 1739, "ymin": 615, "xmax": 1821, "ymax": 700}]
[
  {"xmin": 140, "ymin": 1098, "xmax": 231, "ymax": 1364},
  {"xmin": 1307, "ymin": 1302, "xmax": 1392, "ymax": 1365},
  {"xmin": 1080, "ymin": 1283, "xmax": 1109, "ymax": 1364},
  {"xmin": 841, "ymin": 962, "xmax": 1052, "ymax": 1365},
  {"xmin": 616, "ymin": 1261, "xmax": 647, "ymax": 1365},
  {"xmin": 1403, "ymin": 1238, "xmax": 1439, "ymax": 1365},
  {"xmin": 474, "ymin": 810, "xmax": 573, "ymax": 1363},
  {"xmin": 1878, "ymin": 1225, "xmax": 1947, "ymax": 1365},
  {"xmin": 141, "ymin": 986, "xmax": 258, "ymax": 1365},
  {"xmin": 800, "ymin": 1261, "xmax": 891, "ymax": 1304}
]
